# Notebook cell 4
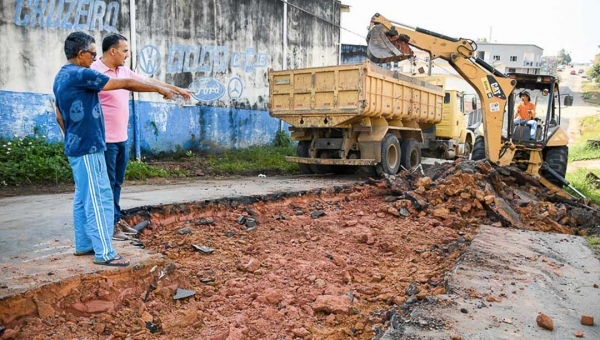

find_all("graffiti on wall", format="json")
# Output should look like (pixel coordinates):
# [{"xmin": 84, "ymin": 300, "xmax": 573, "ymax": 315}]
[
  {"xmin": 14, "ymin": 0, "xmax": 120, "ymax": 32},
  {"xmin": 138, "ymin": 44, "xmax": 269, "ymax": 103}
]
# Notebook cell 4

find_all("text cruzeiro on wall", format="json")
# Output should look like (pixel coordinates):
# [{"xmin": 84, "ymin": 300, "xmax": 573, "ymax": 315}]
[{"xmin": 14, "ymin": 0, "xmax": 120, "ymax": 32}]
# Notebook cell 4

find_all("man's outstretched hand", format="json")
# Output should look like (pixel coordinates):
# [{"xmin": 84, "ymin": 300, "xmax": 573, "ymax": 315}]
[
  {"xmin": 175, "ymin": 87, "xmax": 195, "ymax": 101},
  {"xmin": 159, "ymin": 87, "xmax": 174, "ymax": 100}
]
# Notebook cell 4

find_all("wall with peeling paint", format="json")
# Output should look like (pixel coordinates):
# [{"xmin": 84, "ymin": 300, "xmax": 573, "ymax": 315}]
[{"xmin": 0, "ymin": 0, "xmax": 341, "ymax": 155}]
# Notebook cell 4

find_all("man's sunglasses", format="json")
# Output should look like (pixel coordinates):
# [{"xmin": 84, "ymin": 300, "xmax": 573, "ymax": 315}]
[{"xmin": 83, "ymin": 50, "xmax": 97, "ymax": 59}]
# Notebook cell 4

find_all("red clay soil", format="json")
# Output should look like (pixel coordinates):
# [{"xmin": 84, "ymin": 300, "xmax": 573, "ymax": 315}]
[{"xmin": 2, "ymin": 159, "xmax": 598, "ymax": 340}]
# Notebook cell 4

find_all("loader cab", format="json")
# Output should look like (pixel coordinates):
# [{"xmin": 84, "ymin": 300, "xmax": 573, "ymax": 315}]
[{"xmin": 502, "ymin": 73, "xmax": 571, "ymax": 148}]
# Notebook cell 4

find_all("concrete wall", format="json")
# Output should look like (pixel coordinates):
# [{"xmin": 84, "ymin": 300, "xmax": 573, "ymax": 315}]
[{"xmin": 0, "ymin": 0, "xmax": 341, "ymax": 155}]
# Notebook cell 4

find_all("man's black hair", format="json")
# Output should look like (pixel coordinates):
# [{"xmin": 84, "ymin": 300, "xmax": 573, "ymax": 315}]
[
  {"xmin": 64, "ymin": 32, "xmax": 95, "ymax": 59},
  {"xmin": 102, "ymin": 33, "xmax": 128, "ymax": 53}
]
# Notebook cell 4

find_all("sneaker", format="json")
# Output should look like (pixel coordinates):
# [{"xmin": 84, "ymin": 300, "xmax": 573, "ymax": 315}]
[
  {"xmin": 117, "ymin": 220, "xmax": 139, "ymax": 234},
  {"xmin": 112, "ymin": 228, "xmax": 129, "ymax": 241}
]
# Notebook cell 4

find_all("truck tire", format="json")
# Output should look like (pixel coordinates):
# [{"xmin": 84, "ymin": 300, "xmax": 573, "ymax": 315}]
[
  {"xmin": 541, "ymin": 146, "xmax": 568, "ymax": 187},
  {"xmin": 400, "ymin": 139, "xmax": 421, "ymax": 170},
  {"xmin": 378, "ymin": 133, "xmax": 401, "ymax": 175},
  {"xmin": 471, "ymin": 136, "xmax": 486, "ymax": 161},
  {"xmin": 309, "ymin": 151, "xmax": 334, "ymax": 174},
  {"xmin": 296, "ymin": 141, "xmax": 313, "ymax": 174}
]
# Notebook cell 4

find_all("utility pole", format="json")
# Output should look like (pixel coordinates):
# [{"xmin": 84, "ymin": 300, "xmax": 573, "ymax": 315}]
[{"xmin": 489, "ymin": 26, "xmax": 492, "ymax": 42}]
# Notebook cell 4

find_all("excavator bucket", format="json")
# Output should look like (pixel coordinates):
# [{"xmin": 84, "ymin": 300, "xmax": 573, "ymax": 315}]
[{"xmin": 366, "ymin": 24, "xmax": 413, "ymax": 63}]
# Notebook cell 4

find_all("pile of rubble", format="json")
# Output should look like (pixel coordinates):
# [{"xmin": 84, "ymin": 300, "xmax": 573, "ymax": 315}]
[{"xmin": 385, "ymin": 158, "xmax": 600, "ymax": 236}]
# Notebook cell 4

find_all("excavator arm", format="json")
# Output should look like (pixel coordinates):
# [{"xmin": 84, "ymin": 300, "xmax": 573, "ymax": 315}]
[{"xmin": 367, "ymin": 13, "xmax": 517, "ymax": 165}]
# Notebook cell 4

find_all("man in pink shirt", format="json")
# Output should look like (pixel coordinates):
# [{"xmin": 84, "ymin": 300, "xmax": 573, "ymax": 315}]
[{"xmin": 91, "ymin": 34, "xmax": 193, "ymax": 241}]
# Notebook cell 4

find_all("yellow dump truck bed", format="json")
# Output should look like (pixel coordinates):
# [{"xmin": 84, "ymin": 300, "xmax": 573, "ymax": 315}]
[{"xmin": 269, "ymin": 61, "xmax": 444, "ymax": 128}]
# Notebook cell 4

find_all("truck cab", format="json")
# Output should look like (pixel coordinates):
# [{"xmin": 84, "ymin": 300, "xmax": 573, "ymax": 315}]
[{"xmin": 421, "ymin": 89, "xmax": 474, "ymax": 159}]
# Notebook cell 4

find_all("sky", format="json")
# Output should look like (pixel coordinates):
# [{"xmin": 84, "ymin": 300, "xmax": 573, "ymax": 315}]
[{"xmin": 340, "ymin": 0, "xmax": 600, "ymax": 63}]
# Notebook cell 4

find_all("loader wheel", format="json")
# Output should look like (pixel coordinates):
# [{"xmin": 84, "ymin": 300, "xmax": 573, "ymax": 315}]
[
  {"xmin": 471, "ymin": 136, "xmax": 486, "ymax": 161},
  {"xmin": 400, "ymin": 139, "xmax": 421, "ymax": 170},
  {"xmin": 463, "ymin": 138, "xmax": 473, "ymax": 158},
  {"xmin": 296, "ymin": 141, "xmax": 313, "ymax": 174},
  {"xmin": 541, "ymin": 146, "xmax": 568, "ymax": 187},
  {"xmin": 377, "ymin": 133, "xmax": 401, "ymax": 175}
]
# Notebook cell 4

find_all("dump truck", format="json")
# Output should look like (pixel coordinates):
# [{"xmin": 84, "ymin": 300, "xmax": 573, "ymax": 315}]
[
  {"xmin": 268, "ymin": 61, "xmax": 444, "ymax": 175},
  {"xmin": 412, "ymin": 75, "xmax": 476, "ymax": 159}
]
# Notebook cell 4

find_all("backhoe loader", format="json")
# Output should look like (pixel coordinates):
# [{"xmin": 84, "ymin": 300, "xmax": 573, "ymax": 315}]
[{"xmin": 366, "ymin": 13, "xmax": 577, "ymax": 198}]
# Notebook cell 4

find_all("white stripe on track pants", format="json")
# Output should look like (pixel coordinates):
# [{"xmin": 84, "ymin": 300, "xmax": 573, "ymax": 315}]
[{"xmin": 68, "ymin": 151, "xmax": 117, "ymax": 262}]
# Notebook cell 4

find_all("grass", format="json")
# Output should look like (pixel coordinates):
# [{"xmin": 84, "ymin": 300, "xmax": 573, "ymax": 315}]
[
  {"xmin": 582, "ymin": 81, "xmax": 600, "ymax": 105},
  {"xmin": 125, "ymin": 161, "xmax": 173, "ymax": 180},
  {"xmin": 0, "ymin": 131, "xmax": 301, "ymax": 187},
  {"xmin": 568, "ymin": 114, "xmax": 600, "ymax": 162},
  {"xmin": 207, "ymin": 146, "xmax": 298, "ymax": 175},
  {"xmin": 0, "ymin": 136, "xmax": 72, "ymax": 186},
  {"xmin": 566, "ymin": 169, "xmax": 600, "ymax": 204},
  {"xmin": 585, "ymin": 235, "xmax": 600, "ymax": 255}
]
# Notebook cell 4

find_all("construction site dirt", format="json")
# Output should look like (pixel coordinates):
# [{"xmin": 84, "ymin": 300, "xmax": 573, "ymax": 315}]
[{"xmin": 1, "ymin": 159, "xmax": 599, "ymax": 340}]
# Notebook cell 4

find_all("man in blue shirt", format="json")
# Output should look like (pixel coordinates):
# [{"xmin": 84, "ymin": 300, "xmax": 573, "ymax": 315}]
[{"xmin": 53, "ymin": 32, "xmax": 173, "ymax": 267}]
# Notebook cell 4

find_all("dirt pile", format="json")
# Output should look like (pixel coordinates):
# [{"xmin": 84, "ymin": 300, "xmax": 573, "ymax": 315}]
[{"xmin": 3, "ymin": 159, "xmax": 598, "ymax": 340}]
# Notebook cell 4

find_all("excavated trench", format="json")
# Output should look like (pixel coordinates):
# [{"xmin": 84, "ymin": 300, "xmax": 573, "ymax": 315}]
[{"xmin": 1, "ymin": 159, "xmax": 598, "ymax": 340}]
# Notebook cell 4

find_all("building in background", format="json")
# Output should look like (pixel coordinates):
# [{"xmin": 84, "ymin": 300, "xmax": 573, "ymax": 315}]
[{"xmin": 474, "ymin": 43, "xmax": 543, "ymax": 75}]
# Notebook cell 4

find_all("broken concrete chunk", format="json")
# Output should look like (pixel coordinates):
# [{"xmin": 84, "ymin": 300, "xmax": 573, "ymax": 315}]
[
  {"xmin": 195, "ymin": 217, "xmax": 215, "ymax": 226},
  {"xmin": 133, "ymin": 220, "xmax": 150, "ymax": 232},
  {"xmin": 173, "ymin": 288, "xmax": 196, "ymax": 300},
  {"xmin": 405, "ymin": 282, "xmax": 420, "ymax": 296},
  {"xmin": 192, "ymin": 245, "xmax": 214, "ymax": 254},
  {"xmin": 311, "ymin": 210, "xmax": 325, "ymax": 219},
  {"xmin": 245, "ymin": 217, "xmax": 257, "ymax": 228},
  {"xmin": 574, "ymin": 330, "xmax": 584, "ymax": 337},
  {"xmin": 177, "ymin": 227, "xmax": 192, "ymax": 235}
]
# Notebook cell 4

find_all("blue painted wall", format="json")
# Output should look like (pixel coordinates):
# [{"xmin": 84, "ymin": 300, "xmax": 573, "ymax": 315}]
[{"xmin": 0, "ymin": 0, "xmax": 342, "ymax": 156}]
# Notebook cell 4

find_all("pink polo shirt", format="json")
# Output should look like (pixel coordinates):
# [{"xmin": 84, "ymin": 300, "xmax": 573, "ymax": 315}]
[{"xmin": 91, "ymin": 59, "xmax": 145, "ymax": 143}]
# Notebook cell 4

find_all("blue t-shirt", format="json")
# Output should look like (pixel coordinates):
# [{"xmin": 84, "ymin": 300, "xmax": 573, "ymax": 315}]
[{"xmin": 53, "ymin": 64, "xmax": 110, "ymax": 157}]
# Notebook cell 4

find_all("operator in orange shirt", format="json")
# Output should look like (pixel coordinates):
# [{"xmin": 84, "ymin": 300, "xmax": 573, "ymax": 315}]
[{"xmin": 514, "ymin": 91, "xmax": 537, "ymax": 140}]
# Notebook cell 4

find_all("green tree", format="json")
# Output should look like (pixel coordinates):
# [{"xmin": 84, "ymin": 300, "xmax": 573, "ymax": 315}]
[
  {"xmin": 589, "ymin": 63, "xmax": 600, "ymax": 83},
  {"xmin": 558, "ymin": 49, "xmax": 572, "ymax": 65}
]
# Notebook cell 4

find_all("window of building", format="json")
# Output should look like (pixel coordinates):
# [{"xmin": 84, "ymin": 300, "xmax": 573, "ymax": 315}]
[
  {"xmin": 477, "ymin": 51, "xmax": 485, "ymax": 59},
  {"xmin": 510, "ymin": 56, "xmax": 517, "ymax": 62},
  {"xmin": 493, "ymin": 55, "xmax": 500, "ymax": 61},
  {"xmin": 424, "ymin": 56, "xmax": 430, "ymax": 62},
  {"xmin": 507, "ymin": 68, "xmax": 516, "ymax": 73}
]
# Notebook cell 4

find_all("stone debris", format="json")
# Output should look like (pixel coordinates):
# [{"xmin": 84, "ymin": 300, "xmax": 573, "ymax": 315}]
[
  {"xmin": 581, "ymin": 314, "xmax": 594, "ymax": 326},
  {"xmin": 173, "ymin": 288, "xmax": 196, "ymax": 300},
  {"xmin": 536, "ymin": 313, "xmax": 554, "ymax": 330},
  {"xmin": 574, "ymin": 330, "xmax": 584, "ymax": 337},
  {"xmin": 312, "ymin": 295, "xmax": 352, "ymax": 315}
]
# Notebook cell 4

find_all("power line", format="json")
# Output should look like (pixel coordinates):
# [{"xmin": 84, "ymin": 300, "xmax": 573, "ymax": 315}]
[{"xmin": 279, "ymin": 0, "xmax": 366, "ymax": 40}]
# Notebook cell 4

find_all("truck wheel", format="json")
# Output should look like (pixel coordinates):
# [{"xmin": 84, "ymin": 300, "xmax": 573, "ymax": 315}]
[
  {"xmin": 541, "ymin": 146, "xmax": 568, "ymax": 187},
  {"xmin": 333, "ymin": 165, "xmax": 357, "ymax": 175},
  {"xmin": 309, "ymin": 151, "xmax": 334, "ymax": 174},
  {"xmin": 471, "ymin": 136, "xmax": 486, "ymax": 160},
  {"xmin": 400, "ymin": 139, "xmax": 421, "ymax": 170},
  {"xmin": 378, "ymin": 133, "xmax": 401, "ymax": 175},
  {"xmin": 296, "ymin": 141, "xmax": 313, "ymax": 174}
]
